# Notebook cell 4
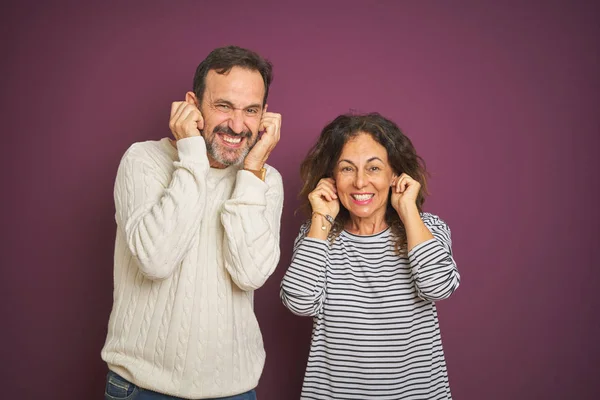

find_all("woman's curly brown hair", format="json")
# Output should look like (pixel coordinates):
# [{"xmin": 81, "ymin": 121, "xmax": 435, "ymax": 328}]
[{"xmin": 299, "ymin": 112, "xmax": 428, "ymax": 254}]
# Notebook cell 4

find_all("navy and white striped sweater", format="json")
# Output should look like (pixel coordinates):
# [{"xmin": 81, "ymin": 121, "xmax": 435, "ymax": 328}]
[{"xmin": 281, "ymin": 213, "xmax": 460, "ymax": 400}]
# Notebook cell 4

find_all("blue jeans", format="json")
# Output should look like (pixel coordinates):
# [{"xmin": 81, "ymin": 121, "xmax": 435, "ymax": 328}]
[{"xmin": 104, "ymin": 370, "xmax": 257, "ymax": 400}]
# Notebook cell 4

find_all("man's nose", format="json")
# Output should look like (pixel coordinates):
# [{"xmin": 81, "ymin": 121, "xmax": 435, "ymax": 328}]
[{"xmin": 228, "ymin": 109, "xmax": 245, "ymax": 134}]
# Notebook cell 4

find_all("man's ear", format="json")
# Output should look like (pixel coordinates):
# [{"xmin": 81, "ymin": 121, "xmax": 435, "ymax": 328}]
[{"xmin": 185, "ymin": 91, "xmax": 198, "ymax": 106}]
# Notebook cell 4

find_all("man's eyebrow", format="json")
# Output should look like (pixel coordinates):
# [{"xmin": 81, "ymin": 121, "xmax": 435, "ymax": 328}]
[
  {"xmin": 214, "ymin": 99, "xmax": 262, "ymax": 110},
  {"xmin": 245, "ymin": 103, "xmax": 262, "ymax": 110},
  {"xmin": 213, "ymin": 99, "xmax": 234, "ymax": 106}
]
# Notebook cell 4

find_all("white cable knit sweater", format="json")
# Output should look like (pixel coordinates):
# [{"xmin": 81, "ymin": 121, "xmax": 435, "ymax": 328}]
[{"xmin": 101, "ymin": 136, "xmax": 284, "ymax": 399}]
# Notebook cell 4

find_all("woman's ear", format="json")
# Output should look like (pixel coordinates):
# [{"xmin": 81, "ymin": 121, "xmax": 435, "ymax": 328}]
[{"xmin": 390, "ymin": 174, "xmax": 398, "ymax": 187}]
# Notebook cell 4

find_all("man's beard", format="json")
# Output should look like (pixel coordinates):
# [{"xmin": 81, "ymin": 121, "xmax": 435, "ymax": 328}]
[{"xmin": 205, "ymin": 125, "xmax": 257, "ymax": 166}]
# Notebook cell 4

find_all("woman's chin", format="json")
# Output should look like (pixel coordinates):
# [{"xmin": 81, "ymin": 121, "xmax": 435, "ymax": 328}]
[
  {"xmin": 346, "ymin": 201, "xmax": 389, "ymax": 220},
  {"xmin": 347, "ymin": 208, "xmax": 377, "ymax": 220}
]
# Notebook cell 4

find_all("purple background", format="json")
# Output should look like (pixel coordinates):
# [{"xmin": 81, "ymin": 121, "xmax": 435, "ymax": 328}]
[{"xmin": 2, "ymin": 1, "xmax": 599, "ymax": 399}]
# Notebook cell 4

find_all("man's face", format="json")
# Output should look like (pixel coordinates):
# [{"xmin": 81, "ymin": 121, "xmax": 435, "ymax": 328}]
[{"xmin": 198, "ymin": 67, "xmax": 265, "ymax": 168}]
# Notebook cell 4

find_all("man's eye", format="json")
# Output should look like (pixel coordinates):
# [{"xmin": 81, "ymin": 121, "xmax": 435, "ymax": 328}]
[
  {"xmin": 246, "ymin": 108, "xmax": 258, "ymax": 114},
  {"xmin": 216, "ymin": 104, "xmax": 231, "ymax": 111}
]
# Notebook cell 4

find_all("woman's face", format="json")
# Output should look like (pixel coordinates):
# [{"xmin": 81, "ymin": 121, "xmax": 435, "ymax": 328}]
[{"xmin": 334, "ymin": 133, "xmax": 396, "ymax": 221}]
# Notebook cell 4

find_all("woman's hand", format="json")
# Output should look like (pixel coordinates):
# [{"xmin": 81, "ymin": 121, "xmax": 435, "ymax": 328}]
[
  {"xmin": 306, "ymin": 178, "xmax": 340, "ymax": 239},
  {"xmin": 308, "ymin": 178, "xmax": 340, "ymax": 219},
  {"xmin": 391, "ymin": 173, "xmax": 421, "ymax": 220}
]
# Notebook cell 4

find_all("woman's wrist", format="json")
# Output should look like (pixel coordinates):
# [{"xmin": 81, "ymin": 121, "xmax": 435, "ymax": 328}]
[
  {"xmin": 397, "ymin": 202, "xmax": 420, "ymax": 223},
  {"xmin": 307, "ymin": 212, "xmax": 332, "ymax": 239}
]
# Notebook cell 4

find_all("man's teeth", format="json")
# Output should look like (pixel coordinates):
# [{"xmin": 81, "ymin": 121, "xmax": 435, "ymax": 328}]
[
  {"xmin": 352, "ymin": 194, "xmax": 373, "ymax": 201},
  {"xmin": 222, "ymin": 135, "xmax": 241, "ymax": 144}
]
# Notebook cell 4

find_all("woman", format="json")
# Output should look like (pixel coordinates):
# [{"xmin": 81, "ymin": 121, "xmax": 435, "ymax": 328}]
[{"xmin": 281, "ymin": 113, "xmax": 460, "ymax": 399}]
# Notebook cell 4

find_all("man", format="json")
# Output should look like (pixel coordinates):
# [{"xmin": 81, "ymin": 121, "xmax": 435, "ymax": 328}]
[{"xmin": 101, "ymin": 46, "xmax": 283, "ymax": 400}]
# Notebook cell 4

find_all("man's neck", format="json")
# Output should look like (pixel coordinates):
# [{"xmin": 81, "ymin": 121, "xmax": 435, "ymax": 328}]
[{"xmin": 208, "ymin": 156, "xmax": 227, "ymax": 169}]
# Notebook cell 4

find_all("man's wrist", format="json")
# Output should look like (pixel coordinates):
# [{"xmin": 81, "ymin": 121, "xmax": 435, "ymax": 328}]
[
  {"xmin": 244, "ymin": 166, "xmax": 266, "ymax": 181},
  {"xmin": 243, "ymin": 159, "xmax": 264, "ymax": 169}
]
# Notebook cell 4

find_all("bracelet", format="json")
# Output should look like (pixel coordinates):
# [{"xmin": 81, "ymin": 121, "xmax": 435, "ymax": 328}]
[
  {"xmin": 312, "ymin": 211, "xmax": 334, "ymax": 231},
  {"xmin": 244, "ymin": 166, "xmax": 266, "ymax": 181}
]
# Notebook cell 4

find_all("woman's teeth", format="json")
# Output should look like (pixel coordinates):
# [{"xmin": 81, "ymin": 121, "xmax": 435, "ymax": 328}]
[{"xmin": 352, "ymin": 194, "xmax": 373, "ymax": 201}]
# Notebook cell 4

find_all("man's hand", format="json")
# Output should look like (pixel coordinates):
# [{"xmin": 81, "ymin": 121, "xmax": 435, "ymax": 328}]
[
  {"xmin": 169, "ymin": 99, "xmax": 204, "ymax": 140},
  {"xmin": 244, "ymin": 110, "xmax": 281, "ymax": 170}
]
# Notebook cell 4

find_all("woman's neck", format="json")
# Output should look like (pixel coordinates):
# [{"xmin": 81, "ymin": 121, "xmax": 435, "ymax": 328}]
[{"xmin": 345, "ymin": 212, "xmax": 388, "ymax": 236}]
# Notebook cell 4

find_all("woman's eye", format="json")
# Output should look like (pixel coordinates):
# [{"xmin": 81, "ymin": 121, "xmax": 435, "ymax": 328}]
[{"xmin": 369, "ymin": 166, "xmax": 381, "ymax": 172}]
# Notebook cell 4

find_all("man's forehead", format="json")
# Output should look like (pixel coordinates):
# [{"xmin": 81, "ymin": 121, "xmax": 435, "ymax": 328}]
[{"xmin": 204, "ymin": 67, "xmax": 265, "ymax": 104}]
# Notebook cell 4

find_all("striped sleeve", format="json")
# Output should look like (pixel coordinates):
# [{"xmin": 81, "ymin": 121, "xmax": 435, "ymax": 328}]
[
  {"xmin": 408, "ymin": 213, "xmax": 460, "ymax": 301},
  {"xmin": 280, "ymin": 222, "xmax": 329, "ymax": 317}
]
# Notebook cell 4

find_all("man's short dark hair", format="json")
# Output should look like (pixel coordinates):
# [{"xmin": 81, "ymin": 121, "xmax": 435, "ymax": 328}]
[{"xmin": 193, "ymin": 45, "xmax": 273, "ymax": 107}]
